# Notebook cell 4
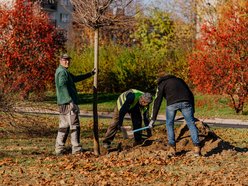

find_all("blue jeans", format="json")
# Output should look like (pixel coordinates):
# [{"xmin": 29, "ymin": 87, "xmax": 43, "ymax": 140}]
[{"xmin": 166, "ymin": 102, "xmax": 199, "ymax": 146}]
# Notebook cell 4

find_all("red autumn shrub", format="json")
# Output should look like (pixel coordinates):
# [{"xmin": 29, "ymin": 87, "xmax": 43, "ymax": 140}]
[
  {"xmin": 0, "ymin": 0, "xmax": 66, "ymax": 100},
  {"xmin": 188, "ymin": 0, "xmax": 248, "ymax": 113}
]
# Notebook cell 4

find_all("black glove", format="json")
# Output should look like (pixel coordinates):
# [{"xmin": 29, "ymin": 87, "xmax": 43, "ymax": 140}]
[
  {"xmin": 91, "ymin": 68, "xmax": 97, "ymax": 75},
  {"xmin": 148, "ymin": 120, "xmax": 155, "ymax": 128}
]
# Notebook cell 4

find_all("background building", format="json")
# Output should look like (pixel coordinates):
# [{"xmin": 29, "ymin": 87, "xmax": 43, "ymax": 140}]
[
  {"xmin": 0, "ymin": 0, "xmax": 73, "ymax": 33},
  {"xmin": 41, "ymin": 0, "xmax": 73, "ymax": 32}
]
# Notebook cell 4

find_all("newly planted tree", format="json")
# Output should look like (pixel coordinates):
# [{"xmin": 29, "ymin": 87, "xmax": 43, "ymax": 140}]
[
  {"xmin": 70, "ymin": 0, "xmax": 137, "ymax": 155},
  {"xmin": 0, "ymin": 0, "xmax": 66, "ymax": 100},
  {"xmin": 189, "ymin": 0, "xmax": 248, "ymax": 113}
]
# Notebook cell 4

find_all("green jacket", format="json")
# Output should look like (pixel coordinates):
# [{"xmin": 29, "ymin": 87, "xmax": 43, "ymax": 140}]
[{"xmin": 55, "ymin": 65, "xmax": 92, "ymax": 105}]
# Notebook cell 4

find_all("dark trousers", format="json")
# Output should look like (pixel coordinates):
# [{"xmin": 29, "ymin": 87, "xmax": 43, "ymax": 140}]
[{"xmin": 103, "ymin": 105, "xmax": 143, "ymax": 144}]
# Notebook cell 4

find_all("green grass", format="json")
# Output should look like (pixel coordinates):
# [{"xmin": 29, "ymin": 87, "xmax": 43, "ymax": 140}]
[
  {"xmin": 193, "ymin": 94, "xmax": 248, "ymax": 119},
  {"xmin": 38, "ymin": 92, "xmax": 248, "ymax": 120},
  {"xmin": 14, "ymin": 92, "xmax": 248, "ymax": 121}
]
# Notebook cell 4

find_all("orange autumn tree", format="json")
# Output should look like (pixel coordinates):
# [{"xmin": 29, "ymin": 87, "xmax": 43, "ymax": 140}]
[
  {"xmin": 0, "ymin": 0, "xmax": 66, "ymax": 100},
  {"xmin": 189, "ymin": 0, "xmax": 248, "ymax": 114}
]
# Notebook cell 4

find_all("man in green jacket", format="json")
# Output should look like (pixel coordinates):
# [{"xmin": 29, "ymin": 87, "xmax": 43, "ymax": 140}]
[
  {"xmin": 103, "ymin": 89, "xmax": 153, "ymax": 149},
  {"xmin": 55, "ymin": 54, "xmax": 96, "ymax": 155}
]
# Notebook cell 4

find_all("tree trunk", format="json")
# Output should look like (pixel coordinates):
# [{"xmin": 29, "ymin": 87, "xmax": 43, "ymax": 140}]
[{"xmin": 93, "ymin": 28, "xmax": 100, "ymax": 155}]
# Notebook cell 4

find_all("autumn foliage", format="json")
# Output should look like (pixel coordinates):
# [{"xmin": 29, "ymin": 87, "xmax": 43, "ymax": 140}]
[
  {"xmin": 0, "ymin": 0, "xmax": 66, "ymax": 100},
  {"xmin": 189, "ymin": 0, "xmax": 248, "ymax": 113}
]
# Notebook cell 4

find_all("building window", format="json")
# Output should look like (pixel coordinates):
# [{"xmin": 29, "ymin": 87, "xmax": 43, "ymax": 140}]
[
  {"xmin": 48, "ymin": 12, "xmax": 55, "ymax": 20},
  {"xmin": 61, "ymin": 0, "xmax": 70, "ymax": 6},
  {"xmin": 60, "ymin": 13, "xmax": 69, "ymax": 23}
]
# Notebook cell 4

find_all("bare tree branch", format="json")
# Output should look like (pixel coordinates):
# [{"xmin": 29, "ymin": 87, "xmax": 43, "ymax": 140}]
[{"xmin": 70, "ymin": 0, "xmax": 137, "ymax": 29}]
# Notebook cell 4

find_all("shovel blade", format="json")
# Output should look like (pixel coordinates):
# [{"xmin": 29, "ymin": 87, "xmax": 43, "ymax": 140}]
[
  {"xmin": 121, "ymin": 126, "xmax": 134, "ymax": 139},
  {"xmin": 121, "ymin": 126, "xmax": 151, "ymax": 139}
]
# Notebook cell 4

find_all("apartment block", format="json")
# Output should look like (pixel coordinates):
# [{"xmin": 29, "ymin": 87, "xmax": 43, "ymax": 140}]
[
  {"xmin": 0, "ymin": 0, "xmax": 73, "ymax": 33},
  {"xmin": 41, "ymin": 0, "xmax": 73, "ymax": 32}
]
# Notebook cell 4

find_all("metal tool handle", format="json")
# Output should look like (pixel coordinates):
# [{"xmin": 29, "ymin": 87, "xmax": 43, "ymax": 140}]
[
  {"xmin": 132, "ymin": 116, "xmax": 185, "ymax": 133},
  {"xmin": 133, "ymin": 126, "xmax": 150, "ymax": 133}
]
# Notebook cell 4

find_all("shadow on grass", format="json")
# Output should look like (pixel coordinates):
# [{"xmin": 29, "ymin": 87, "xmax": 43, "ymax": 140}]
[
  {"xmin": 1, "ymin": 127, "xmax": 107, "ymax": 140},
  {"xmin": 193, "ymin": 130, "xmax": 248, "ymax": 157},
  {"xmin": 0, "ymin": 127, "xmax": 58, "ymax": 139},
  {"xmin": 203, "ymin": 135, "xmax": 248, "ymax": 157},
  {"xmin": 44, "ymin": 93, "xmax": 119, "ymax": 105}
]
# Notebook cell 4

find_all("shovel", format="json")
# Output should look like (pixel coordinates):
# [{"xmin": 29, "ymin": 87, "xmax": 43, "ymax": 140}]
[{"xmin": 121, "ymin": 116, "xmax": 184, "ymax": 139}]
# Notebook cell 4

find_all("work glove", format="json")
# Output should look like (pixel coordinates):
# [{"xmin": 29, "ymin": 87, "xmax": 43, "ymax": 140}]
[
  {"xmin": 91, "ymin": 68, "xmax": 97, "ymax": 75},
  {"xmin": 148, "ymin": 120, "xmax": 155, "ymax": 128}
]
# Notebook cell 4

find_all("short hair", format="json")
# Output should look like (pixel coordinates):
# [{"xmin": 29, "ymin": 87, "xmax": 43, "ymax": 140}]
[{"xmin": 141, "ymin": 92, "xmax": 153, "ymax": 103}]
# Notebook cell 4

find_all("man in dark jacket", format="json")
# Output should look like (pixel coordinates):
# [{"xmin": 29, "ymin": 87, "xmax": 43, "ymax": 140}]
[
  {"xmin": 55, "ymin": 54, "xmax": 96, "ymax": 155},
  {"xmin": 149, "ymin": 73, "xmax": 200, "ymax": 156},
  {"xmin": 103, "ymin": 89, "xmax": 153, "ymax": 149}
]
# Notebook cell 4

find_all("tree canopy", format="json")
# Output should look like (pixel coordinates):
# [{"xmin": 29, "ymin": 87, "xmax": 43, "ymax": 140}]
[
  {"xmin": 132, "ymin": 9, "xmax": 174, "ymax": 54},
  {"xmin": 0, "ymin": 0, "xmax": 66, "ymax": 99},
  {"xmin": 189, "ymin": 0, "xmax": 248, "ymax": 113}
]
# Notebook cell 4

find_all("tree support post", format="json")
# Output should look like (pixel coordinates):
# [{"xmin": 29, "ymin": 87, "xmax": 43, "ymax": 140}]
[{"xmin": 93, "ymin": 28, "xmax": 100, "ymax": 156}]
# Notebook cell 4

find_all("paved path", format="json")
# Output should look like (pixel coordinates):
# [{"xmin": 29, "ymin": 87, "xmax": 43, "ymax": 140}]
[{"xmin": 13, "ymin": 107, "xmax": 248, "ymax": 128}]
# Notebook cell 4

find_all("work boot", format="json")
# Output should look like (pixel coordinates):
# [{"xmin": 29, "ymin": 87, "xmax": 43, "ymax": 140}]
[
  {"xmin": 103, "ymin": 142, "xmax": 111, "ymax": 149},
  {"xmin": 146, "ymin": 129, "xmax": 152, "ymax": 138},
  {"xmin": 72, "ymin": 148, "xmax": 85, "ymax": 155},
  {"xmin": 193, "ymin": 146, "xmax": 201, "ymax": 157},
  {"xmin": 168, "ymin": 145, "xmax": 176, "ymax": 157}
]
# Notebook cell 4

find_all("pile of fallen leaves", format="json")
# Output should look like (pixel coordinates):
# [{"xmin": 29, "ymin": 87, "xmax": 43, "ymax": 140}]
[{"xmin": 0, "ymin": 115, "xmax": 248, "ymax": 185}]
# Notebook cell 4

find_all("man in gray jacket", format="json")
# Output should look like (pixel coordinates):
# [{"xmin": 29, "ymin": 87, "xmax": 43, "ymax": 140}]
[{"xmin": 55, "ymin": 54, "xmax": 96, "ymax": 155}]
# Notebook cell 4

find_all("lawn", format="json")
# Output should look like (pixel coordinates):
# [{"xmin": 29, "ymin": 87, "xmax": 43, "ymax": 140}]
[
  {"xmin": 1, "ymin": 92, "xmax": 247, "ymax": 185},
  {"xmin": 19, "ymin": 92, "xmax": 248, "ymax": 120},
  {"xmin": 0, "ymin": 114, "xmax": 247, "ymax": 185}
]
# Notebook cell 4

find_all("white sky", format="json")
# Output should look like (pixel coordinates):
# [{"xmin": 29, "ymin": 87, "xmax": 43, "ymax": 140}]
[{"xmin": 0, "ymin": 0, "xmax": 15, "ymax": 8}]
